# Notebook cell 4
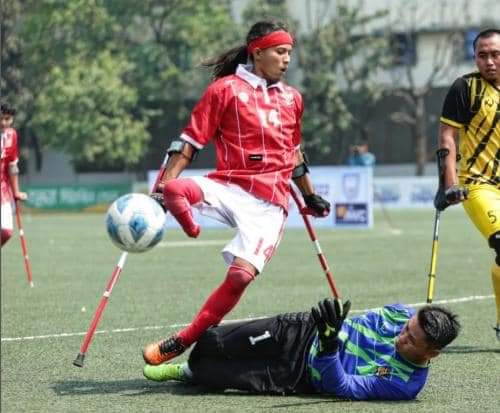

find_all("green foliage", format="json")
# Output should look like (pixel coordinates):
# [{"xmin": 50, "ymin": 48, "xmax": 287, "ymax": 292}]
[
  {"xmin": 6, "ymin": 0, "xmax": 237, "ymax": 171},
  {"xmin": 32, "ymin": 52, "xmax": 149, "ymax": 171},
  {"xmin": 105, "ymin": 0, "xmax": 237, "ymax": 116},
  {"xmin": 242, "ymin": 0, "xmax": 293, "ymax": 27},
  {"xmin": 300, "ymin": 3, "xmax": 390, "ymax": 161},
  {"xmin": 1, "ymin": 0, "xmax": 30, "ymax": 124}
]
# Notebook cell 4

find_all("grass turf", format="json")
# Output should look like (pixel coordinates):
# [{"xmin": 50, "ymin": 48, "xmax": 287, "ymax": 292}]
[{"xmin": 1, "ymin": 209, "xmax": 499, "ymax": 412}]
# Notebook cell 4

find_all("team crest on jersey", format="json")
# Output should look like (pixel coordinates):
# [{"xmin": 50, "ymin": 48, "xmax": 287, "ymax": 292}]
[
  {"xmin": 376, "ymin": 366, "xmax": 391, "ymax": 377},
  {"xmin": 238, "ymin": 92, "xmax": 249, "ymax": 104},
  {"xmin": 282, "ymin": 90, "xmax": 295, "ymax": 106}
]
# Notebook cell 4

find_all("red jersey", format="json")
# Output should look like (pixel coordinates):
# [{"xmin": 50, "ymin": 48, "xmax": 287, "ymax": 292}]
[
  {"xmin": 1, "ymin": 127, "xmax": 19, "ymax": 203},
  {"xmin": 180, "ymin": 64, "xmax": 303, "ymax": 210}
]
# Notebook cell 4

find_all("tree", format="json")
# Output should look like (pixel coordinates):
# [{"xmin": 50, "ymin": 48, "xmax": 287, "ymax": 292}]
[
  {"xmin": 14, "ymin": 0, "xmax": 141, "ymax": 171},
  {"xmin": 0, "ymin": 0, "xmax": 43, "ymax": 171},
  {"xmin": 8, "ymin": 0, "xmax": 237, "ymax": 171},
  {"xmin": 31, "ymin": 51, "xmax": 149, "ymax": 171},
  {"xmin": 241, "ymin": 0, "xmax": 293, "ymax": 27},
  {"xmin": 105, "ymin": 0, "xmax": 237, "ymax": 118},
  {"xmin": 298, "ymin": 1, "xmax": 390, "ymax": 164},
  {"xmin": 385, "ymin": 0, "xmax": 488, "ymax": 175}
]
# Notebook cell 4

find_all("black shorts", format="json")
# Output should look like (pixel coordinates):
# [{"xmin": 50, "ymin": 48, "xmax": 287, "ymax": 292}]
[{"xmin": 188, "ymin": 311, "xmax": 316, "ymax": 394}]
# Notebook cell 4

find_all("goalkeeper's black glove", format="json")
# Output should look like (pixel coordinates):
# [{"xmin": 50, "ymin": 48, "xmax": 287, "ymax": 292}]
[
  {"xmin": 311, "ymin": 298, "xmax": 351, "ymax": 354},
  {"xmin": 150, "ymin": 192, "xmax": 167, "ymax": 212},
  {"xmin": 434, "ymin": 185, "xmax": 468, "ymax": 211},
  {"xmin": 303, "ymin": 194, "xmax": 331, "ymax": 217}
]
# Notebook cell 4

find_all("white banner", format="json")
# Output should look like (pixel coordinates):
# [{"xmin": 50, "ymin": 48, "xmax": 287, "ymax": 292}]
[
  {"xmin": 373, "ymin": 176, "xmax": 438, "ymax": 209},
  {"xmin": 148, "ymin": 166, "xmax": 374, "ymax": 229}
]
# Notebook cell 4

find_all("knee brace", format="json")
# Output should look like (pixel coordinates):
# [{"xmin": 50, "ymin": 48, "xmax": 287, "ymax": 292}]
[{"xmin": 489, "ymin": 231, "xmax": 500, "ymax": 266}]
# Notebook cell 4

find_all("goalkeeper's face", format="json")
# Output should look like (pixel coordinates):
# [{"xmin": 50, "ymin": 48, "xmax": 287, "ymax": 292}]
[{"xmin": 395, "ymin": 316, "xmax": 439, "ymax": 364}]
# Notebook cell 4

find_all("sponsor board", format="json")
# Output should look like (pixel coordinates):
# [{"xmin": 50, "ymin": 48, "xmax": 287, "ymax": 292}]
[
  {"xmin": 335, "ymin": 203, "xmax": 369, "ymax": 225},
  {"xmin": 373, "ymin": 177, "xmax": 438, "ymax": 209},
  {"xmin": 24, "ymin": 183, "xmax": 132, "ymax": 210}
]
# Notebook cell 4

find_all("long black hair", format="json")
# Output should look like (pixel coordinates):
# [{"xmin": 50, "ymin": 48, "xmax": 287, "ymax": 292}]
[{"xmin": 203, "ymin": 20, "xmax": 290, "ymax": 79}]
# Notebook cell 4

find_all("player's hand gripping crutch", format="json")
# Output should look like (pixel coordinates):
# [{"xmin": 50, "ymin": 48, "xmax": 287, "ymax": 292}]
[
  {"xmin": 14, "ymin": 200, "xmax": 34, "ymax": 287},
  {"xmin": 290, "ymin": 186, "xmax": 341, "ymax": 299},
  {"xmin": 73, "ymin": 153, "xmax": 170, "ymax": 367},
  {"xmin": 426, "ymin": 148, "xmax": 468, "ymax": 303}
]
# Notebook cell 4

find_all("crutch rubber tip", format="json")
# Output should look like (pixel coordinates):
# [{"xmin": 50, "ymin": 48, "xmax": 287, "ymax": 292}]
[{"xmin": 73, "ymin": 353, "xmax": 85, "ymax": 367}]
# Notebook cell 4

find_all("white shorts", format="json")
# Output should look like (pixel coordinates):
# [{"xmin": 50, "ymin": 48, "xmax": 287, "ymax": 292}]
[
  {"xmin": 1, "ymin": 201, "xmax": 14, "ymax": 231},
  {"xmin": 191, "ymin": 176, "xmax": 286, "ymax": 273}
]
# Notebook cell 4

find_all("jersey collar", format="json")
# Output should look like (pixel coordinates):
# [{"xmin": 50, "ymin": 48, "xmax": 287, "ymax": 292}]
[{"xmin": 236, "ymin": 64, "xmax": 284, "ymax": 92}]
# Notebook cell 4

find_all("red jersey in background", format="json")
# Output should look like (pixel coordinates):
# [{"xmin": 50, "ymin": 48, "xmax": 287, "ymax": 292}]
[{"xmin": 1, "ymin": 128, "xmax": 19, "ymax": 204}]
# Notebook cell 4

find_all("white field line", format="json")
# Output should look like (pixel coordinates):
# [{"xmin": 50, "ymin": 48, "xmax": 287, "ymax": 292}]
[
  {"xmin": 1, "ymin": 294, "xmax": 493, "ymax": 343},
  {"xmin": 158, "ymin": 240, "xmax": 227, "ymax": 248}
]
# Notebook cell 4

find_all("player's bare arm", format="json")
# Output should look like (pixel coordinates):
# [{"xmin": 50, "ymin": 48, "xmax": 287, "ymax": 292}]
[
  {"xmin": 438, "ymin": 123, "xmax": 466, "ymax": 204},
  {"xmin": 9, "ymin": 174, "xmax": 27, "ymax": 201},
  {"xmin": 158, "ymin": 140, "xmax": 198, "ymax": 190},
  {"xmin": 292, "ymin": 148, "xmax": 330, "ymax": 217}
]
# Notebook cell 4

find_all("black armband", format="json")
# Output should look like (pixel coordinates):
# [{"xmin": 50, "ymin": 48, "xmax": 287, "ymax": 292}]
[
  {"xmin": 167, "ymin": 140, "xmax": 198, "ymax": 162},
  {"xmin": 292, "ymin": 162, "xmax": 309, "ymax": 179},
  {"xmin": 292, "ymin": 150, "xmax": 310, "ymax": 179}
]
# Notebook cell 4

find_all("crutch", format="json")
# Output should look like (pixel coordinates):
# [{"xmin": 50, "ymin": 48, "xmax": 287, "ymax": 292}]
[
  {"xmin": 14, "ymin": 200, "xmax": 34, "ymax": 287},
  {"xmin": 426, "ymin": 149, "xmax": 449, "ymax": 304},
  {"xmin": 73, "ymin": 152, "xmax": 169, "ymax": 367},
  {"xmin": 290, "ymin": 186, "xmax": 341, "ymax": 299},
  {"xmin": 426, "ymin": 210, "xmax": 441, "ymax": 304}
]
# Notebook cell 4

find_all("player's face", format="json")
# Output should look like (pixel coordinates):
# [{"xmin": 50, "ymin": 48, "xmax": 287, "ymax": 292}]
[
  {"xmin": 254, "ymin": 44, "xmax": 292, "ymax": 83},
  {"xmin": 395, "ymin": 316, "xmax": 439, "ymax": 364},
  {"xmin": 0, "ymin": 115, "xmax": 14, "ymax": 131},
  {"xmin": 474, "ymin": 34, "xmax": 500, "ymax": 85}
]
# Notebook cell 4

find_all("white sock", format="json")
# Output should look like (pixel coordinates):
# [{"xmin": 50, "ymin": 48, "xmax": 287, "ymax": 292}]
[{"xmin": 181, "ymin": 362, "xmax": 193, "ymax": 380}]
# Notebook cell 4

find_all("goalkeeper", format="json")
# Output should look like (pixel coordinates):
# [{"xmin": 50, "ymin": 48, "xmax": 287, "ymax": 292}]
[{"xmin": 143, "ymin": 298, "xmax": 460, "ymax": 401}]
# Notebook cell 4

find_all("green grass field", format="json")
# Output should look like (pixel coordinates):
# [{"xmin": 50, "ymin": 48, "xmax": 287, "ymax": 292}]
[{"xmin": 1, "ymin": 209, "xmax": 499, "ymax": 412}]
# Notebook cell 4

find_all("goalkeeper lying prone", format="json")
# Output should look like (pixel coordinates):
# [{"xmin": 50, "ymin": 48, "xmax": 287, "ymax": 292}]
[{"xmin": 143, "ymin": 298, "xmax": 460, "ymax": 401}]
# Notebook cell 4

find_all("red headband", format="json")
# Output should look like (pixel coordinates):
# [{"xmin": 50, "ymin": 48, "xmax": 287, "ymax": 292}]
[{"xmin": 247, "ymin": 30, "xmax": 294, "ymax": 54}]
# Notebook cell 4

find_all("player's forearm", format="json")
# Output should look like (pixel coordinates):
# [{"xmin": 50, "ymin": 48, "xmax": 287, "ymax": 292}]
[
  {"xmin": 9, "ymin": 170, "xmax": 21, "ymax": 195},
  {"xmin": 311, "ymin": 352, "xmax": 413, "ymax": 400},
  {"xmin": 156, "ymin": 154, "xmax": 191, "ymax": 191},
  {"xmin": 292, "ymin": 173, "xmax": 314, "ymax": 196},
  {"xmin": 292, "ymin": 148, "xmax": 314, "ymax": 195},
  {"xmin": 438, "ymin": 123, "xmax": 459, "ymax": 188}
]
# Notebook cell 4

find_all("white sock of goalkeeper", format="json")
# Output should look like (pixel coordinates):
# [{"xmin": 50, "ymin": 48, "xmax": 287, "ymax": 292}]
[{"xmin": 181, "ymin": 362, "xmax": 193, "ymax": 380}]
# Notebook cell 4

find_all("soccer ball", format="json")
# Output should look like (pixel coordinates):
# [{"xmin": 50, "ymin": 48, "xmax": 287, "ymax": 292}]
[{"xmin": 105, "ymin": 193, "xmax": 166, "ymax": 253}]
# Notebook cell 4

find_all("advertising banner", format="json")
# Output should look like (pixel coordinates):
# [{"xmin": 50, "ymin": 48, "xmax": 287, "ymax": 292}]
[
  {"xmin": 24, "ymin": 183, "xmax": 132, "ymax": 211},
  {"xmin": 373, "ymin": 177, "xmax": 438, "ymax": 209}
]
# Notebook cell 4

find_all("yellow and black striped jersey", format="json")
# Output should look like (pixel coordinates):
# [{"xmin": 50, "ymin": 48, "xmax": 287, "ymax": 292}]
[{"xmin": 440, "ymin": 72, "xmax": 499, "ymax": 186}]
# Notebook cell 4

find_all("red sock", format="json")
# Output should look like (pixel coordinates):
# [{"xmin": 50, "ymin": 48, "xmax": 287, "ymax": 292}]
[
  {"xmin": 178, "ymin": 265, "xmax": 255, "ymax": 345},
  {"xmin": 1, "ymin": 228, "xmax": 13, "ymax": 247},
  {"xmin": 163, "ymin": 178, "xmax": 203, "ymax": 238}
]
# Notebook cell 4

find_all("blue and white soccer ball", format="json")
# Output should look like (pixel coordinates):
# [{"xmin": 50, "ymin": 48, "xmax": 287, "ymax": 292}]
[{"xmin": 105, "ymin": 193, "xmax": 166, "ymax": 253}]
